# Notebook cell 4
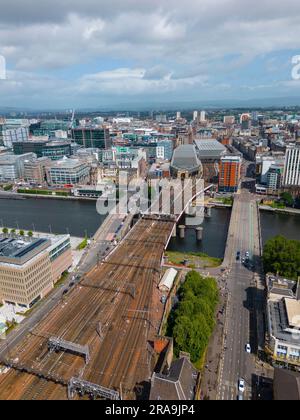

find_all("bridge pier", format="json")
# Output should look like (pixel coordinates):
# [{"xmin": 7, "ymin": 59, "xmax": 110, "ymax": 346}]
[
  {"xmin": 172, "ymin": 225, "xmax": 177, "ymax": 238},
  {"xmin": 205, "ymin": 207, "xmax": 212, "ymax": 218},
  {"xmin": 196, "ymin": 227, "xmax": 203, "ymax": 242},
  {"xmin": 178, "ymin": 225, "xmax": 186, "ymax": 239}
]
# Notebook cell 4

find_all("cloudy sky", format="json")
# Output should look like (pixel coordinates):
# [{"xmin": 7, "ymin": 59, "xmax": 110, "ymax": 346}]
[{"xmin": 1, "ymin": 0, "xmax": 300, "ymax": 109}]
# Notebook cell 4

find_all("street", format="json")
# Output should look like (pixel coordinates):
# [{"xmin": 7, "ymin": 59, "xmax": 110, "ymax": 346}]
[{"xmin": 217, "ymin": 191, "xmax": 262, "ymax": 400}]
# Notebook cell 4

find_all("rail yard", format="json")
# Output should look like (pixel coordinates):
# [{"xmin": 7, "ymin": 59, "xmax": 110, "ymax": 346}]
[{"xmin": 0, "ymin": 217, "xmax": 175, "ymax": 400}]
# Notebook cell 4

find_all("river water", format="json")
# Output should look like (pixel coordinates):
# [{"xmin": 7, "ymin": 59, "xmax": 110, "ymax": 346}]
[{"xmin": 0, "ymin": 198, "xmax": 299, "ymax": 257}]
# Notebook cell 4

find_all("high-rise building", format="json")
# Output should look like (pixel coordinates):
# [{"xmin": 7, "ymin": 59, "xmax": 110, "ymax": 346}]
[
  {"xmin": 1, "ymin": 126, "xmax": 29, "ymax": 148},
  {"xmin": 71, "ymin": 127, "xmax": 111, "ymax": 150},
  {"xmin": 240, "ymin": 113, "xmax": 251, "ymax": 131},
  {"xmin": 176, "ymin": 112, "xmax": 181, "ymax": 120},
  {"xmin": 218, "ymin": 155, "xmax": 242, "ymax": 193},
  {"xmin": 193, "ymin": 111, "xmax": 199, "ymax": 122},
  {"xmin": 200, "ymin": 110, "xmax": 206, "ymax": 122},
  {"xmin": 156, "ymin": 140, "xmax": 174, "ymax": 161},
  {"xmin": 267, "ymin": 164, "xmax": 284, "ymax": 192},
  {"xmin": 283, "ymin": 145, "xmax": 300, "ymax": 186},
  {"xmin": 224, "ymin": 116, "xmax": 235, "ymax": 125}
]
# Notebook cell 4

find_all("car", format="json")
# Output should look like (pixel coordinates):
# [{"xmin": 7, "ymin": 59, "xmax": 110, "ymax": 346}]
[
  {"xmin": 245, "ymin": 251, "xmax": 250, "ymax": 257},
  {"xmin": 246, "ymin": 344, "xmax": 251, "ymax": 354},
  {"xmin": 238, "ymin": 378, "xmax": 245, "ymax": 394}
]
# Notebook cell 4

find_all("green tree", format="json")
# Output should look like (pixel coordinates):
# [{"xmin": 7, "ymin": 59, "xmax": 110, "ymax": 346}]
[
  {"xmin": 263, "ymin": 236, "xmax": 300, "ymax": 280},
  {"xmin": 28, "ymin": 231, "xmax": 33, "ymax": 238},
  {"xmin": 280, "ymin": 192, "xmax": 294, "ymax": 207},
  {"xmin": 19, "ymin": 230, "xmax": 25, "ymax": 237},
  {"xmin": 167, "ymin": 271, "xmax": 219, "ymax": 365},
  {"xmin": 2, "ymin": 227, "xmax": 8, "ymax": 235}
]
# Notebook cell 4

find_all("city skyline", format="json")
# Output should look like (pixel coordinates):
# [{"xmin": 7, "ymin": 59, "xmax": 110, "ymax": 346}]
[{"xmin": 1, "ymin": 0, "xmax": 300, "ymax": 108}]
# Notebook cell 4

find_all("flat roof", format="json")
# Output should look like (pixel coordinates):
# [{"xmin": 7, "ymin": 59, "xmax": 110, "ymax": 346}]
[
  {"xmin": 268, "ymin": 299, "xmax": 300, "ymax": 345},
  {"xmin": 0, "ymin": 238, "xmax": 49, "ymax": 264},
  {"xmin": 194, "ymin": 139, "xmax": 226, "ymax": 159},
  {"xmin": 285, "ymin": 299, "xmax": 300, "ymax": 328}
]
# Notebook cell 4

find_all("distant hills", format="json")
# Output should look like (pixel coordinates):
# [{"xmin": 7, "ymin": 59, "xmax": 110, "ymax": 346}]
[{"xmin": 1, "ymin": 96, "xmax": 300, "ymax": 114}]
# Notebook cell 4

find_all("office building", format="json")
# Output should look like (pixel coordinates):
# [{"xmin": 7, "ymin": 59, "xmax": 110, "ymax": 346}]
[
  {"xmin": 267, "ymin": 297, "xmax": 300, "ymax": 369},
  {"xmin": 24, "ymin": 157, "xmax": 51, "ymax": 184},
  {"xmin": 1, "ymin": 126, "xmax": 29, "ymax": 148},
  {"xmin": 42, "ymin": 141, "xmax": 72, "ymax": 160},
  {"xmin": 156, "ymin": 140, "xmax": 174, "ymax": 161},
  {"xmin": 46, "ymin": 158, "xmax": 90, "ymax": 186},
  {"xmin": 283, "ymin": 145, "xmax": 300, "ymax": 187},
  {"xmin": 0, "ymin": 234, "xmax": 72, "ymax": 308},
  {"xmin": 218, "ymin": 155, "xmax": 242, "ymax": 193},
  {"xmin": 267, "ymin": 164, "xmax": 284, "ymax": 192},
  {"xmin": 194, "ymin": 139, "xmax": 226, "ymax": 182},
  {"xmin": 71, "ymin": 127, "xmax": 111, "ymax": 150},
  {"xmin": 0, "ymin": 153, "xmax": 36, "ymax": 182}
]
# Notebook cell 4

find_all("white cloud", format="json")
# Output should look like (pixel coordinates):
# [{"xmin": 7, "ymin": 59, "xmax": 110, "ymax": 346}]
[{"xmin": 0, "ymin": 0, "xmax": 300, "ymax": 106}]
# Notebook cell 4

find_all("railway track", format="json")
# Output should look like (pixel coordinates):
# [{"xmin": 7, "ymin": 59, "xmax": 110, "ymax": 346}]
[{"xmin": 0, "ymin": 218, "xmax": 174, "ymax": 400}]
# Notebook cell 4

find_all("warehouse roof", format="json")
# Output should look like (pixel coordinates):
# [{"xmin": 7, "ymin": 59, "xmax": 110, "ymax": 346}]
[{"xmin": 194, "ymin": 139, "xmax": 226, "ymax": 160}]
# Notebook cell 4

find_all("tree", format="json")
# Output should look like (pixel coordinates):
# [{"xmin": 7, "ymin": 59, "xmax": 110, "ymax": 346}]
[
  {"xmin": 19, "ymin": 230, "xmax": 25, "ymax": 237},
  {"xmin": 28, "ymin": 231, "xmax": 33, "ymax": 238},
  {"xmin": 280, "ymin": 192, "xmax": 294, "ymax": 207},
  {"xmin": 2, "ymin": 227, "xmax": 8, "ymax": 235},
  {"xmin": 263, "ymin": 236, "xmax": 300, "ymax": 280},
  {"xmin": 168, "ymin": 271, "xmax": 219, "ymax": 365}
]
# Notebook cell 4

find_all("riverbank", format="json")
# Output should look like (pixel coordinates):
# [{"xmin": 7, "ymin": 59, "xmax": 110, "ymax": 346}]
[
  {"xmin": 165, "ymin": 250, "xmax": 222, "ymax": 269},
  {"xmin": 259, "ymin": 205, "xmax": 300, "ymax": 216}
]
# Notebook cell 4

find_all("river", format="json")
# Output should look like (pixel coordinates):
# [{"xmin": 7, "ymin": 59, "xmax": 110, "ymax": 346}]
[{"xmin": 0, "ymin": 198, "xmax": 299, "ymax": 257}]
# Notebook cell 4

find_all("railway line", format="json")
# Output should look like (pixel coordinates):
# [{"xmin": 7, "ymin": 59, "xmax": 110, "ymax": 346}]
[{"xmin": 0, "ymin": 217, "xmax": 174, "ymax": 400}]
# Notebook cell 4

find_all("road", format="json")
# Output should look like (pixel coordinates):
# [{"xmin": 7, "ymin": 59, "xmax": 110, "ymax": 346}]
[{"xmin": 217, "ymin": 190, "xmax": 262, "ymax": 400}]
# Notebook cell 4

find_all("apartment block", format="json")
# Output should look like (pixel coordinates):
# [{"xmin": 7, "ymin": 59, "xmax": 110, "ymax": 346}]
[{"xmin": 218, "ymin": 155, "xmax": 242, "ymax": 193}]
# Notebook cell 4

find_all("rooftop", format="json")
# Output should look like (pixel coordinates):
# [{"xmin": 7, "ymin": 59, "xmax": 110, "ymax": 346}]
[
  {"xmin": 150, "ymin": 356, "xmax": 198, "ymax": 400},
  {"xmin": 274, "ymin": 368, "xmax": 300, "ymax": 400},
  {"xmin": 194, "ymin": 139, "xmax": 226, "ymax": 160},
  {"xmin": 0, "ymin": 237, "xmax": 50, "ymax": 265},
  {"xmin": 285, "ymin": 299, "xmax": 300, "ymax": 328},
  {"xmin": 171, "ymin": 145, "xmax": 201, "ymax": 171},
  {"xmin": 268, "ymin": 299, "xmax": 300, "ymax": 346}
]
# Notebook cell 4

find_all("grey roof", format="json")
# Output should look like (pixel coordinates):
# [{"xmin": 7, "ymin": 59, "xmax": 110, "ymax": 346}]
[
  {"xmin": 0, "ymin": 237, "xmax": 49, "ymax": 265},
  {"xmin": 194, "ymin": 139, "xmax": 226, "ymax": 160},
  {"xmin": 150, "ymin": 356, "xmax": 198, "ymax": 400},
  {"xmin": 268, "ymin": 300, "xmax": 300, "ymax": 345},
  {"xmin": 171, "ymin": 145, "xmax": 201, "ymax": 171},
  {"xmin": 274, "ymin": 368, "xmax": 300, "ymax": 400},
  {"xmin": 267, "ymin": 274, "xmax": 297, "ymax": 298}
]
